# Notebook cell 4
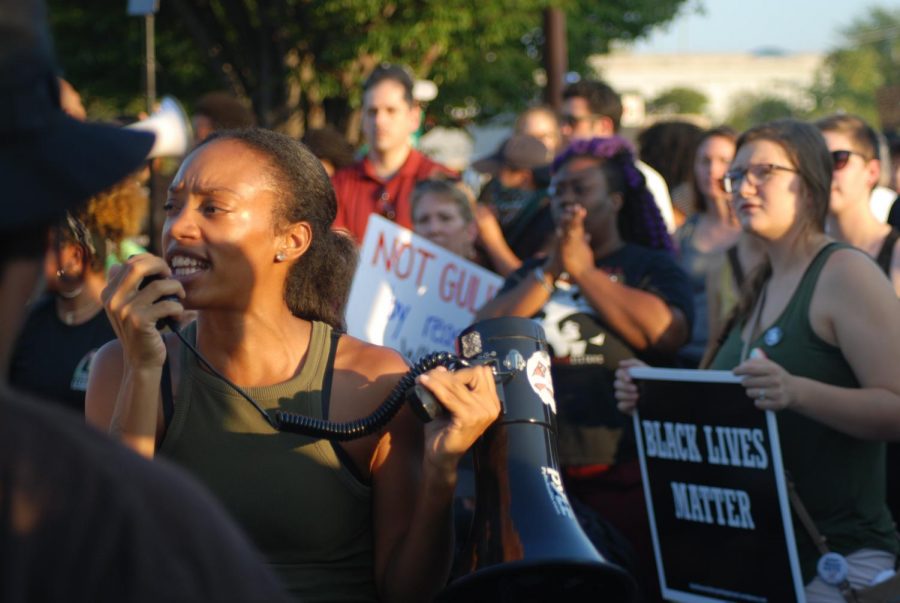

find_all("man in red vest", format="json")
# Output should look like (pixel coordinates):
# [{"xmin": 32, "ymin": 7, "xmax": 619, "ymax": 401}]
[{"xmin": 332, "ymin": 64, "xmax": 455, "ymax": 242}]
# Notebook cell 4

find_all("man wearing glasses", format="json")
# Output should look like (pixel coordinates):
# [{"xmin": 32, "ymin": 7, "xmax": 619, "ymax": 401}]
[{"xmin": 560, "ymin": 80, "xmax": 677, "ymax": 233}]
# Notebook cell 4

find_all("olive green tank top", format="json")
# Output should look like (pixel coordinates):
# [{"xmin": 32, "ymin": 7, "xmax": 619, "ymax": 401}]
[
  {"xmin": 160, "ymin": 321, "xmax": 377, "ymax": 601},
  {"xmin": 712, "ymin": 243, "xmax": 898, "ymax": 583}
]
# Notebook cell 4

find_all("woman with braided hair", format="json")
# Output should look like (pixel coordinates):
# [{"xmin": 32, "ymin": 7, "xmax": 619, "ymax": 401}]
[{"xmin": 477, "ymin": 135, "xmax": 693, "ymax": 600}]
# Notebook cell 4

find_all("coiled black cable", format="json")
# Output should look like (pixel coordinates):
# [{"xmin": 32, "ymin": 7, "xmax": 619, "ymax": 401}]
[
  {"xmin": 276, "ymin": 351, "xmax": 467, "ymax": 441},
  {"xmin": 168, "ymin": 316, "xmax": 467, "ymax": 439},
  {"xmin": 151, "ymin": 268, "xmax": 469, "ymax": 441}
]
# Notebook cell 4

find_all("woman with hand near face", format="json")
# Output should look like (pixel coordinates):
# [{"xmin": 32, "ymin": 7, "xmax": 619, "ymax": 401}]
[
  {"xmin": 86, "ymin": 129, "xmax": 501, "ymax": 602},
  {"xmin": 477, "ymin": 136, "xmax": 693, "ymax": 600},
  {"xmin": 674, "ymin": 126, "xmax": 743, "ymax": 367},
  {"xmin": 616, "ymin": 120, "xmax": 900, "ymax": 601}
]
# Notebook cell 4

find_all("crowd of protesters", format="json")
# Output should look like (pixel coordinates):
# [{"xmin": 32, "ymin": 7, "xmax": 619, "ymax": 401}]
[{"xmin": 6, "ymin": 1, "xmax": 900, "ymax": 601}]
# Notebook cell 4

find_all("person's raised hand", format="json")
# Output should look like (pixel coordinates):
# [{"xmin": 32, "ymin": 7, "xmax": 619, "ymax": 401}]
[
  {"xmin": 102, "ymin": 254, "xmax": 184, "ymax": 368},
  {"xmin": 557, "ymin": 203, "xmax": 594, "ymax": 280}
]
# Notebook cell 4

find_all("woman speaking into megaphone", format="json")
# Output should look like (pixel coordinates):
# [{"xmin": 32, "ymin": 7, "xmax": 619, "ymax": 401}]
[{"xmin": 86, "ymin": 128, "xmax": 501, "ymax": 602}]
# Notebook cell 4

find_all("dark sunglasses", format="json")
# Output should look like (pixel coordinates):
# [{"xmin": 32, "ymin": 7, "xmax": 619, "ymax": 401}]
[
  {"xmin": 831, "ymin": 149, "xmax": 869, "ymax": 171},
  {"xmin": 559, "ymin": 114, "xmax": 595, "ymax": 127}
]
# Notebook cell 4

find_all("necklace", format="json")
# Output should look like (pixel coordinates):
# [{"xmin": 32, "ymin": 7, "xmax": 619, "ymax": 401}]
[{"xmin": 57, "ymin": 297, "xmax": 103, "ymax": 326}]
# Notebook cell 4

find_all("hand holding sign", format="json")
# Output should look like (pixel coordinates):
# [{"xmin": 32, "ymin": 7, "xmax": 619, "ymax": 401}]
[
  {"xmin": 733, "ymin": 348, "xmax": 798, "ymax": 411},
  {"xmin": 614, "ymin": 357, "xmax": 647, "ymax": 415}
]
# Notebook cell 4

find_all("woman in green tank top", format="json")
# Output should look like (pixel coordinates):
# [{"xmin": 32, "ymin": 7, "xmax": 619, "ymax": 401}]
[
  {"xmin": 86, "ymin": 129, "xmax": 501, "ymax": 602},
  {"xmin": 615, "ymin": 120, "xmax": 900, "ymax": 601}
]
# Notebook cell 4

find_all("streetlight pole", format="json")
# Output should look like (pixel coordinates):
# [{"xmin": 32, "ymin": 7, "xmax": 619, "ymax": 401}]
[
  {"xmin": 543, "ymin": 7, "xmax": 567, "ymax": 112},
  {"xmin": 127, "ymin": 0, "xmax": 160, "ymax": 252}
]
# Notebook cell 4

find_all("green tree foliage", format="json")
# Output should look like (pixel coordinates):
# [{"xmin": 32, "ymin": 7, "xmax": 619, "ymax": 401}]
[
  {"xmin": 726, "ymin": 94, "xmax": 802, "ymax": 133},
  {"xmin": 647, "ymin": 87, "xmax": 709, "ymax": 115},
  {"xmin": 48, "ymin": 0, "xmax": 690, "ymax": 136},
  {"xmin": 808, "ymin": 6, "xmax": 900, "ymax": 127}
]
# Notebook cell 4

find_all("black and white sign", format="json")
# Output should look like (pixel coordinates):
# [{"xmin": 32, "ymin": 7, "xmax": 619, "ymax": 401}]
[{"xmin": 630, "ymin": 367, "xmax": 804, "ymax": 603}]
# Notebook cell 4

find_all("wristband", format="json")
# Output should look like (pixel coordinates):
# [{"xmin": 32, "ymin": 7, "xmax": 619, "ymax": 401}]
[{"xmin": 532, "ymin": 266, "xmax": 555, "ymax": 294}]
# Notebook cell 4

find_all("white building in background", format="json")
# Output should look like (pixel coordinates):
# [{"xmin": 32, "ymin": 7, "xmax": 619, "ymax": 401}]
[{"xmin": 588, "ymin": 50, "xmax": 825, "ymax": 126}]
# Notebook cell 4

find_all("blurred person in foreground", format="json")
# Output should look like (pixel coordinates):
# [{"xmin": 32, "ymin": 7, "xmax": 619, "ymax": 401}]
[
  {"xmin": 478, "ymin": 136, "xmax": 692, "ymax": 601},
  {"xmin": 617, "ymin": 119, "xmax": 900, "ymax": 602},
  {"xmin": 0, "ymin": 1, "xmax": 290, "ymax": 600}
]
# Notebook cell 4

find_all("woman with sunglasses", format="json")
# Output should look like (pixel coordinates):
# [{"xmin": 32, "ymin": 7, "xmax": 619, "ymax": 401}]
[
  {"xmin": 616, "ymin": 119, "xmax": 900, "ymax": 601},
  {"xmin": 86, "ymin": 129, "xmax": 501, "ymax": 602},
  {"xmin": 477, "ymin": 136, "xmax": 693, "ymax": 600}
]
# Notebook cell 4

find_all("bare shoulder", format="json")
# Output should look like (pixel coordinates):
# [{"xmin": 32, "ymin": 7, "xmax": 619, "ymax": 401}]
[
  {"xmin": 92, "ymin": 337, "xmax": 125, "ymax": 379},
  {"xmin": 817, "ymin": 246, "xmax": 888, "ymax": 293},
  {"xmin": 813, "ymin": 245, "xmax": 898, "ymax": 322},
  {"xmin": 334, "ymin": 334, "xmax": 409, "ymax": 377},
  {"xmin": 331, "ymin": 334, "xmax": 410, "ymax": 417}
]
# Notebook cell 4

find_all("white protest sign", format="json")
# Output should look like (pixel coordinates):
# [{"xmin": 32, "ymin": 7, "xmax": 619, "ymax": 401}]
[{"xmin": 345, "ymin": 214, "xmax": 504, "ymax": 361}]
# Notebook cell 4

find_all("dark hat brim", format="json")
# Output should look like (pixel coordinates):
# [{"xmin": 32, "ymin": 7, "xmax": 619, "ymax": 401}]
[
  {"xmin": 471, "ymin": 155, "xmax": 502, "ymax": 176},
  {"xmin": 0, "ymin": 113, "xmax": 155, "ymax": 231}
]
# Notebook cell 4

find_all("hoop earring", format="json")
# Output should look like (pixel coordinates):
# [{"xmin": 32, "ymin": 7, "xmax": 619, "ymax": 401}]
[{"xmin": 56, "ymin": 267, "xmax": 84, "ymax": 298}]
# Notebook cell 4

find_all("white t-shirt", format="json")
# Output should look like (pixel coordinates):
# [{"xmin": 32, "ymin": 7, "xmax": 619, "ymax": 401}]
[
  {"xmin": 637, "ymin": 160, "xmax": 676, "ymax": 233},
  {"xmin": 870, "ymin": 185, "xmax": 897, "ymax": 223}
]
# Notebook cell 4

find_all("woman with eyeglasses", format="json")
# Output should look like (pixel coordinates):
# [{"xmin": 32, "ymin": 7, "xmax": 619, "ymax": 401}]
[
  {"xmin": 477, "ymin": 136, "xmax": 693, "ymax": 600},
  {"xmin": 616, "ymin": 119, "xmax": 900, "ymax": 601}
]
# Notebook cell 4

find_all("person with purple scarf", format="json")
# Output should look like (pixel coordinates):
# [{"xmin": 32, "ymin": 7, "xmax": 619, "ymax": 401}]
[{"xmin": 477, "ymin": 136, "xmax": 693, "ymax": 601}]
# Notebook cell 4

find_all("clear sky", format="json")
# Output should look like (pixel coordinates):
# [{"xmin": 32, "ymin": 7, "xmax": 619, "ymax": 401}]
[{"xmin": 630, "ymin": 0, "xmax": 895, "ymax": 55}]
